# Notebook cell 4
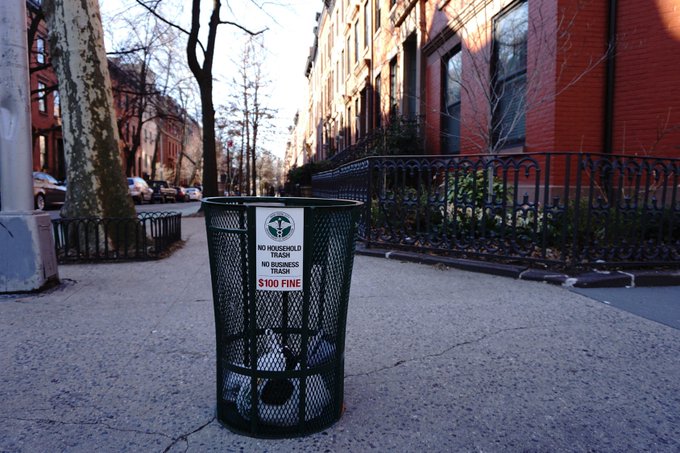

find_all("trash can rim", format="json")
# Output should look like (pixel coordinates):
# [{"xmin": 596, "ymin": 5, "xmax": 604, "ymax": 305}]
[{"xmin": 201, "ymin": 196, "xmax": 363, "ymax": 209}]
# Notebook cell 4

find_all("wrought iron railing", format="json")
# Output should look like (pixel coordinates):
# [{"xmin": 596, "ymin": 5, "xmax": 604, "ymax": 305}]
[
  {"xmin": 328, "ymin": 116, "xmax": 423, "ymax": 167},
  {"xmin": 313, "ymin": 152, "xmax": 680, "ymax": 270},
  {"xmin": 52, "ymin": 212, "xmax": 182, "ymax": 263}
]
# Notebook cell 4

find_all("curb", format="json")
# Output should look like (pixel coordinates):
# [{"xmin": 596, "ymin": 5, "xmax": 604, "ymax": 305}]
[{"xmin": 355, "ymin": 245, "xmax": 680, "ymax": 288}]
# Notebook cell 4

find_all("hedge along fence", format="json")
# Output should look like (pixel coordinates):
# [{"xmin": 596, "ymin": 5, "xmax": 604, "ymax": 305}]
[
  {"xmin": 52, "ymin": 211, "xmax": 182, "ymax": 263},
  {"xmin": 312, "ymin": 152, "xmax": 680, "ymax": 270}
]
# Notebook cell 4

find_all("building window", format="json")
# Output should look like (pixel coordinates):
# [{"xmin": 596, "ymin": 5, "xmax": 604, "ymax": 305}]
[
  {"xmin": 37, "ymin": 82, "xmax": 47, "ymax": 113},
  {"xmin": 403, "ymin": 34, "xmax": 417, "ymax": 119},
  {"xmin": 53, "ymin": 90, "xmax": 60, "ymax": 118},
  {"xmin": 354, "ymin": 19, "xmax": 359, "ymax": 63},
  {"xmin": 375, "ymin": 74, "xmax": 382, "ymax": 129},
  {"xmin": 364, "ymin": 1, "xmax": 370, "ymax": 49},
  {"xmin": 347, "ymin": 105, "xmax": 352, "ymax": 144},
  {"xmin": 355, "ymin": 98, "xmax": 360, "ymax": 139},
  {"xmin": 38, "ymin": 135, "xmax": 47, "ymax": 169},
  {"xmin": 492, "ymin": 0, "xmax": 528, "ymax": 149},
  {"xmin": 389, "ymin": 57, "xmax": 397, "ymax": 117},
  {"xmin": 375, "ymin": 0, "xmax": 381, "ymax": 33},
  {"xmin": 442, "ymin": 50, "xmax": 462, "ymax": 154},
  {"xmin": 36, "ymin": 37, "xmax": 45, "ymax": 64}
]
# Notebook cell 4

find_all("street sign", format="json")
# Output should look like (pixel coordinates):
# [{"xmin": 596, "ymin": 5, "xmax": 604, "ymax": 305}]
[{"xmin": 255, "ymin": 207, "xmax": 304, "ymax": 291}]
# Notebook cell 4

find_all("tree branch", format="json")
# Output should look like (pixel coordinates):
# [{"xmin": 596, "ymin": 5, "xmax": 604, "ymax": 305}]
[
  {"xmin": 218, "ymin": 20, "xmax": 268, "ymax": 36},
  {"xmin": 133, "ymin": 0, "xmax": 206, "ymax": 55}
]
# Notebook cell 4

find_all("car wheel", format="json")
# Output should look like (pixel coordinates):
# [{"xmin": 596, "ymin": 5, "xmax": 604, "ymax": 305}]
[
  {"xmin": 35, "ymin": 193, "xmax": 46, "ymax": 210},
  {"xmin": 185, "ymin": 195, "xmax": 190, "ymax": 202}
]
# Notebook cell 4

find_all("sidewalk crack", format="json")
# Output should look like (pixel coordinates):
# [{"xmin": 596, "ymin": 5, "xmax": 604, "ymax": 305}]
[
  {"xmin": 162, "ymin": 416, "xmax": 216, "ymax": 453},
  {"xmin": 345, "ymin": 326, "xmax": 532, "ymax": 378}
]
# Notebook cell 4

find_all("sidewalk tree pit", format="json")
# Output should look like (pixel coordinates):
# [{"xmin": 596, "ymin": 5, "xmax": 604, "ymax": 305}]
[{"xmin": 203, "ymin": 197, "xmax": 362, "ymax": 437}]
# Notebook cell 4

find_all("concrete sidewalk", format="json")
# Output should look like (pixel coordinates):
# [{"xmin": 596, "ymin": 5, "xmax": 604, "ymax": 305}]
[{"xmin": 1, "ymin": 216, "xmax": 679, "ymax": 452}]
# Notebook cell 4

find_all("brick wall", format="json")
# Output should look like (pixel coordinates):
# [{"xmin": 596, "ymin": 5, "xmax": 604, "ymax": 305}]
[
  {"xmin": 612, "ymin": 0, "xmax": 680, "ymax": 156},
  {"xmin": 423, "ymin": 0, "xmax": 680, "ymax": 163}
]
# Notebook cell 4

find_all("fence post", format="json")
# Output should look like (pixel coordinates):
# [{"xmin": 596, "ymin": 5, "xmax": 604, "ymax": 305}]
[
  {"xmin": 365, "ymin": 158, "xmax": 373, "ymax": 247},
  {"xmin": 572, "ymin": 154, "xmax": 584, "ymax": 265}
]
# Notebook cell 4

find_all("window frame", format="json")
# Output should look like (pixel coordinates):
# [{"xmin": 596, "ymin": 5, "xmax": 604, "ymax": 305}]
[
  {"xmin": 36, "ymin": 36, "xmax": 45, "ymax": 64},
  {"xmin": 38, "ymin": 135, "xmax": 47, "ymax": 169},
  {"xmin": 442, "ymin": 48, "xmax": 462, "ymax": 154},
  {"xmin": 354, "ymin": 18, "xmax": 360, "ymax": 64},
  {"xmin": 491, "ymin": 0, "xmax": 528, "ymax": 150},
  {"xmin": 53, "ymin": 90, "xmax": 60, "ymax": 118},
  {"xmin": 37, "ymin": 81, "xmax": 47, "ymax": 113},
  {"xmin": 389, "ymin": 57, "xmax": 398, "ymax": 117},
  {"xmin": 374, "ymin": 0, "xmax": 381, "ymax": 34},
  {"xmin": 364, "ymin": 1, "xmax": 370, "ymax": 49},
  {"xmin": 374, "ymin": 74, "xmax": 382, "ymax": 129}
]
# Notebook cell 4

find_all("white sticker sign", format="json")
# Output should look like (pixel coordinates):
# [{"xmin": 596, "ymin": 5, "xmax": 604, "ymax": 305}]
[{"xmin": 255, "ymin": 207, "xmax": 304, "ymax": 291}]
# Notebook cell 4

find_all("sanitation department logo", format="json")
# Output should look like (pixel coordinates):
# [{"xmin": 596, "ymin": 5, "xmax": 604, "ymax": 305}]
[{"xmin": 265, "ymin": 211, "xmax": 295, "ymax": 241}]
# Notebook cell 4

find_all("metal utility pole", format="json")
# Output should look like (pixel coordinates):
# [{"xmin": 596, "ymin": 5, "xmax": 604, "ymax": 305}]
[{"xmin": 0, "ymin": 0, "xmax": 59, "ymax": 292}]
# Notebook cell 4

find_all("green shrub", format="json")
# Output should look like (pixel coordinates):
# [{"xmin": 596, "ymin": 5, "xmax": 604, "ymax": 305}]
[{"xmin": 286, "ymin": 160, "xmax": 333, "ymax": 186}]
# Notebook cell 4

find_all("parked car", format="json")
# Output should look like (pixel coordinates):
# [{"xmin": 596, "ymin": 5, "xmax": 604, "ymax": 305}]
[
  {"xmin": 184, "ymin": 187, "xmax": 202, "ymax": 201},
  {"xmin": 127, "ymin": 177, "xmax": 153, "ymax": 204},
  {"xmin": 175, "ymin": 186, "xmax": 187, "ymax": 202},
  {"xmin": 33, "ymin": 171, "xmax": 66, "ymax": 210},
  {"xmin": 150, "ymin": 180, "xmax": 176, "ymax": 203}
]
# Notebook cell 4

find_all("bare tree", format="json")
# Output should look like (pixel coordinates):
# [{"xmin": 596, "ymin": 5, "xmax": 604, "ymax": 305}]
[
  {"xmin": 105, "ymin": 10, "xmax": 195, "ymax": 179},
  {"xmin": 134, "ymin": 0, "xmax": 266, "ymax": 197},
  {"xmin": 227, "ymin": 35, "xmax": 276, "ymax": 195},
  {"xmin": 42, "ymin": 0, "xmax": 135, "ymax": 222}
]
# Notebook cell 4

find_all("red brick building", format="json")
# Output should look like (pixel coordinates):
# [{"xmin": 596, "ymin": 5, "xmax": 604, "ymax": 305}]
[
  {"xmin": 27, "ymin": 0, "xmax": 64, "ymax": 180},
  {"xmin": 292, "ymin": 0, "xmax": 680, "ymax": 168},
  {"xmin": 423, "ymin": 0, "xmax": 680, "ymax": 158},
  {"xmin": 25, "ymin": 0, "xmax": 190, "ymax": 183}
]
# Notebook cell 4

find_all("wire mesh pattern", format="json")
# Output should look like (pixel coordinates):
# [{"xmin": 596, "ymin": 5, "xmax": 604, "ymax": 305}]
[
  {"xmin": 203, "ymin": 197, "xmax": 361, "ymax": 438},
  {"xmin": 313, "ymin": 152, "xmax": 680, "ymax": 270},
  {"xmin": 51, "ymin": 212, "xmax": 182, "ymax": 263}
]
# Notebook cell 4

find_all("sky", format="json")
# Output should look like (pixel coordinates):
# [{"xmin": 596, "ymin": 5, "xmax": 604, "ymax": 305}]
[{"xmin": 99, "ymin": 0, "xmax": 321, "ymax": 160}]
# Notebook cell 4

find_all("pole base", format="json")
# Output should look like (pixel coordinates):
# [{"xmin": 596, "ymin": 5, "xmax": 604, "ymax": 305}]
[{"xmin": 0, "ymin": 211, "xmax": 59, "ymax": 293}]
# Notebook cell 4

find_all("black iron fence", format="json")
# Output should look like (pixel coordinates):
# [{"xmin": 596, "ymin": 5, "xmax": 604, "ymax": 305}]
[
  {"xmin": 327, "ymin": 116, "xmax": 422, "ymax": 167},
  {"xmin": 52, "ymin": 211, "xmax": 182, "ymax": 263},
  {"xmin": 313, "ymin": 152, "xmax": 680, "ymax": 270}
]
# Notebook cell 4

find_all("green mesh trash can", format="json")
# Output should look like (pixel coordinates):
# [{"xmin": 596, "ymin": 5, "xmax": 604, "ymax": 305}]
[{"xmin": 203, "ymin": 196, "xmax": 363, "ymax": 438}]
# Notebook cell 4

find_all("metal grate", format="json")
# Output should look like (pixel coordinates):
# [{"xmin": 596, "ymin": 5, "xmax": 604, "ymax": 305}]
[{"xmin": 204, "ymin": 197, "xmax": 361, "ymax": 438}]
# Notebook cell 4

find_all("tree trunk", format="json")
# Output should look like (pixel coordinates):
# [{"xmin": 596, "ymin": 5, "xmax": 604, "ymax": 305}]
[
  {"xmin": 186, "ymin": 0, "xmax": 219, "ymax": 198},
  {"xmin": 43, "ymin": 0, "xmax": 135, "ymax": 223},
  {"xmin": 200, "ymin": 85, "xmax": 218, "ymax": 196}
]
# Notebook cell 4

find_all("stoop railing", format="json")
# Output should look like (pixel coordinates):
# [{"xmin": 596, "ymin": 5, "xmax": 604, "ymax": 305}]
[
  {"xmin": 312, "ymin": 152, "xmax": 680, "ymax": 270},
  {"xmin": 52, "ymin": 211, "xmax": 182, "ymax": 263}
]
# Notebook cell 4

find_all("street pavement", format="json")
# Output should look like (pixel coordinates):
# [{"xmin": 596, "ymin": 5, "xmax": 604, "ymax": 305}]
[
  {"xmin": 571, "ymin": 286, "xmax": 680, "ymax": 331},
  {"xmin": 1, "ymin": 215, "xmax": 679, "ymax": 452},
  {"xmin": 44, "ymin": 200, "xmax": 202, "ymax": 220}
]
